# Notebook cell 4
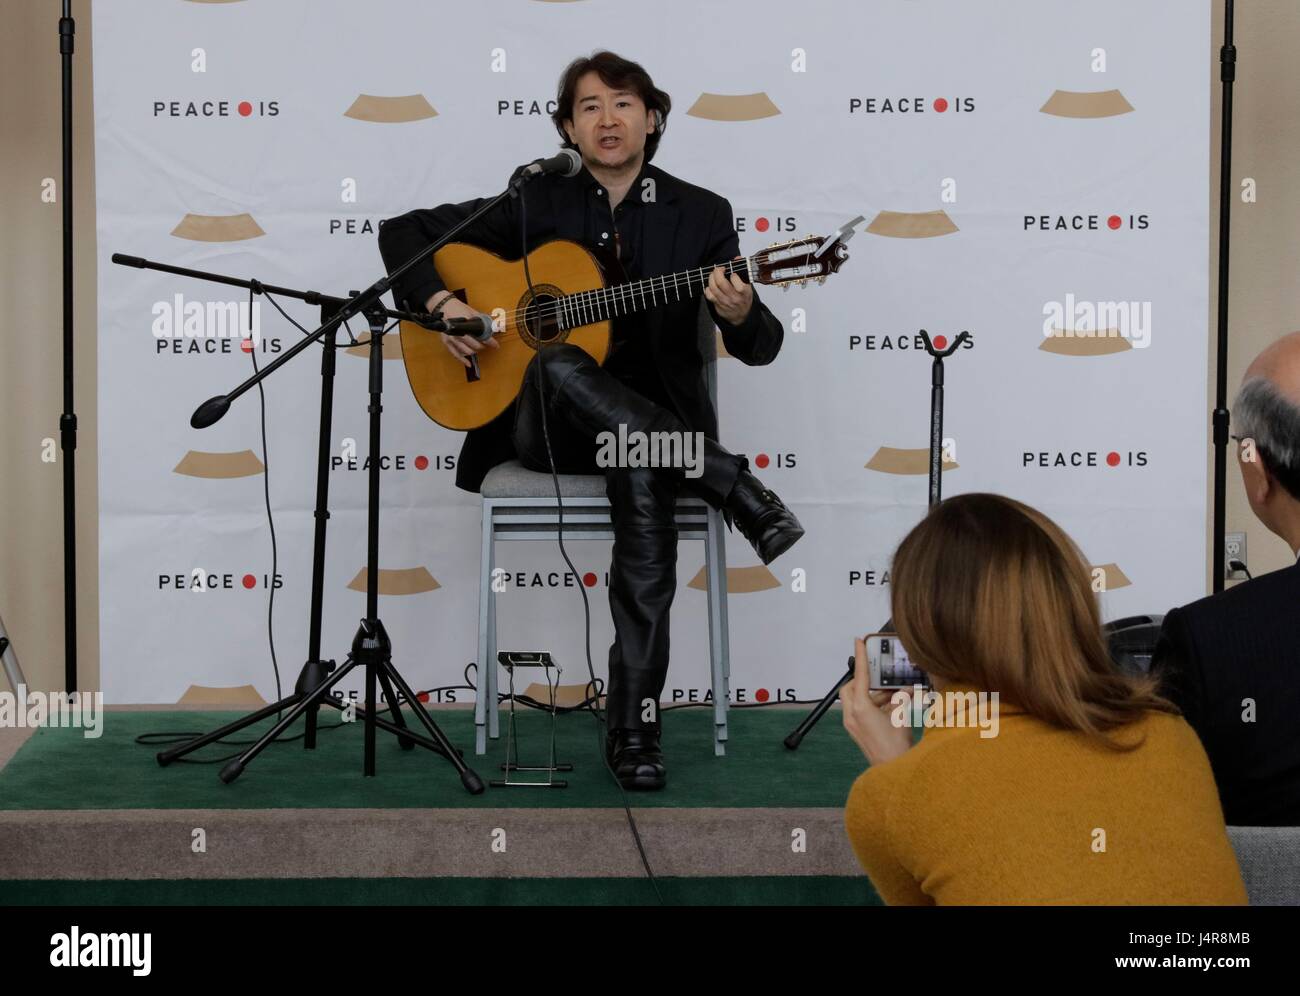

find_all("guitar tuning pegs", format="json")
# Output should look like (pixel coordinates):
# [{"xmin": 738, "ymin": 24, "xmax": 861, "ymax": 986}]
[
  {"xmin": 781, "ymin": 284, "xmax": 790, "ymax": 292},
  {"xmin": 817, "ymin": 276, "xmax": 827, "ymax": 285}
]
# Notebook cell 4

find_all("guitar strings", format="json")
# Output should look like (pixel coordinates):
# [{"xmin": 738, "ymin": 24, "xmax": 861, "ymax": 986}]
[
  {"xmin": 439, "ymin": 255, "xmax": 757, "ymax": 345},
  {"xmin": 420, "ymin": 242, "xmax": 823, "ymax": 346}
]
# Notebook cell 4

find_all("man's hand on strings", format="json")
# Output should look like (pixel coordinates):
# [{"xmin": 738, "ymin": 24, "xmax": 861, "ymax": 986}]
[{"xmin": 704, "ymin": 256, "xmax": 753, "ymax": 326}]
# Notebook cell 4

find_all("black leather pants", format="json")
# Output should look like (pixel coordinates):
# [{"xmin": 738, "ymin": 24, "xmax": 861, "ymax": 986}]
[{"xmin": 512, "ymin": 343, "xmax": 746, "ymax": 732}]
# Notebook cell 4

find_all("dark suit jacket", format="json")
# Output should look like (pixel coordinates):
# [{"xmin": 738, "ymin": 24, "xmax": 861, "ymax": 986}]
[
  {"xmin": 377, "ymin": 161, "xmax": 785, "ymax": 493},
  {"xmin": 1152, "ymin": 556, "xmax": 1300, "ymax": 826}
]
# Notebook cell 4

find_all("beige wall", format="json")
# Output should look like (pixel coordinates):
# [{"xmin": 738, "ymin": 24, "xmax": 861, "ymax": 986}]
[
  {"xmin": 2, "ymin": 0, "xmax": 99, "ymax": 696},
  {"xmin": 2, "ymin": 2, "xmax": 1296, "ymax": 695}
]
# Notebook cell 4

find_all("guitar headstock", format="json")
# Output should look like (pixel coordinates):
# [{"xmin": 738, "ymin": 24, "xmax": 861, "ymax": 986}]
[{"xmin": 748, "ymin": 226, "xmax": 855, "ymax": 290}]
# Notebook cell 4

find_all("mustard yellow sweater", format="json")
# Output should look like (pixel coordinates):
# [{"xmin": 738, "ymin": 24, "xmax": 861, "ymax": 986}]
[{"xmin": 844, "ymin": 698, "xmax": 1247, "ymax": 905}]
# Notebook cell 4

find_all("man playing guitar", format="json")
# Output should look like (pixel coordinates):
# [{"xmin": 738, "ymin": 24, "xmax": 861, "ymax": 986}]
[{"xmin": 378, "ymin": 50, "xmax": 804, "ymax": 790}]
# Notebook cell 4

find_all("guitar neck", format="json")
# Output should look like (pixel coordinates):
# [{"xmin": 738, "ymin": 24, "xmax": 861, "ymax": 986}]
[{"xmin": 556, "ymin": 257, "xmax": 752, "ymax": 329}]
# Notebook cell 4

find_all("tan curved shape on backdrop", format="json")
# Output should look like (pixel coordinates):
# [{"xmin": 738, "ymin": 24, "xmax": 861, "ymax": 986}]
[
  {"xmin": 345, "ymin": 333, "xmax": 404, "ymax": 360},
  {"xmin": 866, "ymin": 210, "xmax": 959, "ymax": 238},
  {"xmin": 714, "ymin": 328, "xmax": 734, "ymax": 359},
  {"xmin": 520, "ymin": 684, "xmax": 604, "ymax": 708},
  {"xmin": 1092, "ymin": 563, "xmax": 1132, "ymax": 590},
  {"xmin": 686, "ymin": 92, "xmax": 781, "ymax": 121},
  {"xmin": 686, "ymin": 564, "xmax": 780, "ymax": 593},
  {"xmin": 173, "ymin": 449, "xmax": 265, "ymax": 479},
  {"xmin": 347, "ymin": 566, "xmax": 441, "ymax": 595},
  {"xmin": 1039, "ymin": 329, "xmax": 1133, "ymax": 355},
  {"xmin": 866, "ymin": 447, "xmax": 959, "ymax": 475},
  {"xmin": 1039, "ymin": 89, "xmax": 1134, "ymax": 118},
  {"xmin": 178, "ymin": 685, "xmax": 267, "ymax": 706},
  {"xmin": 171, "ymin": 213, "xmax": 265, "ymax": 242},
  {"xmin": 344, "ymin": 94, "xmax": 438, "ymax": 123}
]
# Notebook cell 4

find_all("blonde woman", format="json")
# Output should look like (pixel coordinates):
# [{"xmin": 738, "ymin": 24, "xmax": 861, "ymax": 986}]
[{"xmin": 841, "ymin": 493, "xmax": 1246, "ymax": 905}]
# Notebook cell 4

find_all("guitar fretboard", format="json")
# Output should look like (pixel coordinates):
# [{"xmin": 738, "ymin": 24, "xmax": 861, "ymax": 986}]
[{"xmin": 553, "ymin": 256, "xmax": 754, "ymax": 330}]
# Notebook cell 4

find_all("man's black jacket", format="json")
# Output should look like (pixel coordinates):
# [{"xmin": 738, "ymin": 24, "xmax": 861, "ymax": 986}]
[
  {"xmin": 377, "ymin": 160, "xmax": 785, "ymax": 493},
  {"xmin": 1152, "ymin": 556, "xmax": 1300, "ymax": 826}
]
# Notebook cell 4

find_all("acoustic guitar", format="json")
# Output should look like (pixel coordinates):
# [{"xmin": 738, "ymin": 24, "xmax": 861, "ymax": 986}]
[{"xmin": 399, "ymin": 230, "xmax": 855, "ymax": 431}]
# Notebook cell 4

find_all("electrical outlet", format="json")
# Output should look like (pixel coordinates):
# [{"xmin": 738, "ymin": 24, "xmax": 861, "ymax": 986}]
[{"xmin": 1225, "ymin": 532, "xmax": 1248, "ymax": 581}]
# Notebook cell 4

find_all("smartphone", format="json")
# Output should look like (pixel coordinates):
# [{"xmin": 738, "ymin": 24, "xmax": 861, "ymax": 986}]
[{"xmin": 864, "ymin": 633, "xmax": 931, "ymax": 691}]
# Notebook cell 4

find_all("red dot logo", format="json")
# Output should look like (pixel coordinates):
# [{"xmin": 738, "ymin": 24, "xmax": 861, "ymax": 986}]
[
  {"xmin": 933, "ymin": 98, "xmax": 949, "ymax": 113},
  {"xmin": 414, "ymin": 455, "xmax": 429, "ymax": 470},
  {"xmin": 240, "ymin": 338, "xmax": 254, "ymax": 353},
  {"xmin": 238, "ymin": 101, "xmax": 253, "ymax": 117},
  {"xmin": 755, "ymin": 453, "xmax": 770, "ymax": 469},
  {"xmin": 755, "ymin": 217, "xmax": 770, "ymax": 232},
  {"xmin": 582, "ymin": 572, "xmax": 598, "ymax": 587},
  {"xmin": 1106, "ymin": 452, "xmax": 1121, "ymax": 467},
  {"xmin": 1107, "ymin": 215, "xmax": 1122, "ymax": 230},
  {"xmin": 933, "ymin": 334, "xmax": 948, "ymax": 350},
  {"xmin": 755, "ymin": 688, "xmax": 770, "ymax": 703},
  {"xmin": 416, "ymin": 691, "xmax": 431, "ymax": 703},
  {"xmin": 242, "ymin": 574, "xmax": 256, "ymax": 589}
]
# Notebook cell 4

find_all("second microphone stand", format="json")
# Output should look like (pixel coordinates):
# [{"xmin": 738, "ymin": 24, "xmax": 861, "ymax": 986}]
[{"xmin": 784, "ymin": 329, "xmax": 970, "ymax": 749}]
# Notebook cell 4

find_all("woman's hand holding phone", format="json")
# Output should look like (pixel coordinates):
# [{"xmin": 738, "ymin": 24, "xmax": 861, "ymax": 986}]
[{"xmin": 841, "ymin": 635, "xmax": 916, "ymax": 766}]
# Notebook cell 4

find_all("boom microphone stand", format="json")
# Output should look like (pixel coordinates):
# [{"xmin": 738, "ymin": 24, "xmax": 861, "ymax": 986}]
[
  {"xmin": 119, "ymin": 174, "xmax": 544, "ymax": 791},
  {"xmin": 120, "ymin": 262, "xmax": 479, "ymax": 789},
  {"xmin": 784, "ymin": 330, "xmax": 969, "ymax": 749}
]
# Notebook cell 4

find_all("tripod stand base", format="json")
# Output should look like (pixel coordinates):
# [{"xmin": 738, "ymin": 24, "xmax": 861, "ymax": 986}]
[{"xmin": 155, "ymin": 634, "xmax": 484, "ymax": 794}]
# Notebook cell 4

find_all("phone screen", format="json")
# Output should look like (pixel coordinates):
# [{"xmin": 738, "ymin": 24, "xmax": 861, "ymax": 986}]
[{"xmin": 866, "ymin": 634, "xmax": 930, "ymax": 691}]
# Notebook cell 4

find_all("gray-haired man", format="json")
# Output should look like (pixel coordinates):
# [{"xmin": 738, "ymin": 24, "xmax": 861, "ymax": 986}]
[{"xmin": 1152, "ymin": 332, "xmax": 1300, "ymax": 826}]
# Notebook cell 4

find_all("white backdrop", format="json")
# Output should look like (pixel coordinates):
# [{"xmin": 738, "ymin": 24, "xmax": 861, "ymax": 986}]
[{"xmin": 93, "ymin": 0, "xmax": 1210, "ymax": 705}]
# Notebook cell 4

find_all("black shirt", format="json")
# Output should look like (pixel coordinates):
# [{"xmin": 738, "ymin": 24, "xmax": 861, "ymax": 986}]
[{"xmin": 579, "ymin": 163, "xmax": 671, "ymax": 409}]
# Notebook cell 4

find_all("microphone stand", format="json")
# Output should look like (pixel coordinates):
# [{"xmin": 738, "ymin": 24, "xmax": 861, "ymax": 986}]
[
  {"xmin": 1211, "ymin": 0, "xmax": 1237, "ymax": 592},
  {"xmin": 58, "ymin": 1, "xmax": 78, "ymax": 693},
  {"xmin": 784, "ymin": 330, "xmax": 969, "ymax": 750},
  {"xmin": 126, "ymin": 171, "xmax": 545, "ymax": 790}
]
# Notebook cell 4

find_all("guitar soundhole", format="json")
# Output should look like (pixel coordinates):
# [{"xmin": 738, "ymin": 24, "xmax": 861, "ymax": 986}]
[{"xmin": 518, "ymin": 285, "xmax": 567, "ymax": 349}]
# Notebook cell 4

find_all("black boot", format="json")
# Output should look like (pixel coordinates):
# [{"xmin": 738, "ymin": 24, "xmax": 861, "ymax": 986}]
[
  {"xmin": 605, "ymin": 728, "xmax": 667, "ymax": 790},
  {"xmin": 723, "ymin": 469, "xmax": 805, "ymax": 565}
]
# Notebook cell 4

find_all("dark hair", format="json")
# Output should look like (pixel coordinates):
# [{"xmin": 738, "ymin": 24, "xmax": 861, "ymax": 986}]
[{"xmin": 551, "ymin": 51, "xmax": 671, "ymax": 163}]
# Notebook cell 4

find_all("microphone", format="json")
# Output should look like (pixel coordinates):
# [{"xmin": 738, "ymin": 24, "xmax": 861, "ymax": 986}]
[
  {"xmin": 513, "ymin": 148, "xmax": 582, "ymax": 184},
  {"xmin": 436, "ymin": 314, "xmax": 497, "ymax": 343}
]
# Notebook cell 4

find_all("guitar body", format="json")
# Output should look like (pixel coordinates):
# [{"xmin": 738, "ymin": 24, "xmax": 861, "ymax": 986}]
[
  {"xmin": 397, "ymin": 226, "xmax": 856, "ymax": 430},
  {"xmin": 399, "ymin": 239, "xmax": 614, "ymax": 431}
]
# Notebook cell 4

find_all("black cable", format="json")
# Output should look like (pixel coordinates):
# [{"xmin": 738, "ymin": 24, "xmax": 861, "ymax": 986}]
[
  {"xmin": 468, "ymin": 661, "xmax": 606, "ymax": 713},
  {"xmin": 248, "ymin": 281, "xmax": 283, "ymax": 709},
  {"xmin": 519, "ymin": 181, "xmax": 663, "ymax": 903}
]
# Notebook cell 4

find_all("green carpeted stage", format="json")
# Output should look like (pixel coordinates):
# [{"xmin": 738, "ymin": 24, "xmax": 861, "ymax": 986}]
[{"xmin": 0, "ymin": 704, "xmax": 882, "ymax": 905}]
